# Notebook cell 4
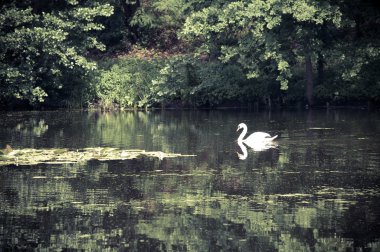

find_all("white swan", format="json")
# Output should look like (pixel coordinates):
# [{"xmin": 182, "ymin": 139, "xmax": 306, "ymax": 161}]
[{"xmin": 237, "ymin": 123, "xmax": 278, "ymax": 149}]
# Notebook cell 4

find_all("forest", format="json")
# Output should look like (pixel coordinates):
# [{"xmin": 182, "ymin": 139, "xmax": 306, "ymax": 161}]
[{"xmin": 0, "ymin": 0, "xmax": 379, "ymax": 110}]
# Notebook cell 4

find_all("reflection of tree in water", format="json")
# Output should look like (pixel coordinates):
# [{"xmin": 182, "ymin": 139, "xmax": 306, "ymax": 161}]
[
  {"xmin": 342, "ymin": 199, "xmax": 380, "ymax": 250},
  {"xmin": 1, "ymin": 155, "xmax": 380, "ymax": 250},
  {"xmin": 1, "ymin": 110, "xmax": 380, "ymax": 250},
  {"xmin": 13, "ymin": 119, "xmax": 49, "ymax": 137}
]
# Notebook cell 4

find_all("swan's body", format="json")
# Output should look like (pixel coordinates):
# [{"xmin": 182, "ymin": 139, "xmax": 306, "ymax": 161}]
[{"xmin": 237, "ymin": 123, "xmax": 277, "ymax": 149}]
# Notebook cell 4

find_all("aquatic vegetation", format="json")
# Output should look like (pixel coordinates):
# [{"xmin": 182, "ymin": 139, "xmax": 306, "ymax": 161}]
[{"xmin": 0, "ymin": 147, "xmax": 195, "ymax": 166}]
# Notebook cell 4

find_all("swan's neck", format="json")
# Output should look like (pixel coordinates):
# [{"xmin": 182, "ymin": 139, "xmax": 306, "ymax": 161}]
[{"xmin": 237, "ymin": 125, "xmax": 247, "ymax": 142}]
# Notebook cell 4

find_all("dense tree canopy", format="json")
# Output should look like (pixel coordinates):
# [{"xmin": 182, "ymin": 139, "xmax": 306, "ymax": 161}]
[
  {"xmin": 0, "ymin": 0, "xmax": 379, "ymax": 109},
  {"xmin": 0, "ymin": 0, "xmax": 113, "ymax": 106},
  {"xmin": 182, "ymin": 0, "xmax": 379, "ymax": 105}
]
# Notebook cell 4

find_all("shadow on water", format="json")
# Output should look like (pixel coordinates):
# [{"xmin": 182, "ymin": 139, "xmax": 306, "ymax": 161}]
[{"xmin": 1, "ymin": 110, "xmax": 380, "ymax": 250}]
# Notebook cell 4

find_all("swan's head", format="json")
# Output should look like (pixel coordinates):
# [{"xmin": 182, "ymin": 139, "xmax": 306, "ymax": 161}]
[{"xmin": 237, "ymin": 123, "xmax": 246, "ymax": 132}]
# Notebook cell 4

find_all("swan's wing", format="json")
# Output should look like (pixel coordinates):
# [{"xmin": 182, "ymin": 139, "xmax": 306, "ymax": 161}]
[
  {"xmin": 256, "ymin": 132, "xmax": 272, "ymax": 138},
  {"xmin": 245, "ymin": 132, "xmax": 271, "ymax": 141},
  {"xmin": 243, "ymin": 132, "xmax": 277, "ymax": 146},
  {"xmin": 253, "ymin": 132, "xmax": 278, "ymax": 141}
]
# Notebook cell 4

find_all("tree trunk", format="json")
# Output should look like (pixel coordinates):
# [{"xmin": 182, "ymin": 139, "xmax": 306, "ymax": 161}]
[
  {"xmin": 317, "ymin": 52, "xmax": 324, "ymax": 86},
  {"xmin": 305, "ymin": 53, "xmax": 314, "ymax": 106},
  {"xmin": 121, "ymin": 0, "xmax": 141, "ymax": 43},
  {"xmin": 266, "ymin": 96, "xmax": 272, "ymax": 110}
]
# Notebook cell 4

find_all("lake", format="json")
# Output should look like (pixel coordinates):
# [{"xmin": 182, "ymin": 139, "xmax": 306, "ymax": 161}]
[{"xmin": 1, "ymin": 109, "xmax": 380, "ymax": 251}]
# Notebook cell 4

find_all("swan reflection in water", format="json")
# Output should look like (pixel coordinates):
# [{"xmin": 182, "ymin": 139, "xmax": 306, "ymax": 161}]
[{"xmin": 236, "ymin": 123, "xmax": 278, "ymax": 160}]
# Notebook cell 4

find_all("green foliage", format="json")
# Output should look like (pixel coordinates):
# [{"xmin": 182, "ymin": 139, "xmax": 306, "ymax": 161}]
[
  {"xmin": 94, "ymin": 57, "xmax": 165, "ymax": 109},
  {"xmin": 186, "ymin": 61, "xmax": 249, "ymax": 106},
  {"xmin": 129, "ymin": 0, "xmax": 189, "ymax": 49},
  {"xmin": 150, "ymin": 56, "xmax": 248, "ymax": 106},
  {"xmin": 149, "ymin": 57, "xmax": 192, "ymax": 105},
  {"xmin": 0, "ymin": 0, "xmax": 113, "ymax": 106},
  {"xmin": 182, "ymin": 0, "xmax": 342, "ymax": 91},
  {"xmin": 1, "ymin": 0, "xmax": 379, "ymax": 109},
  {"xmin": 92, "ymin": 55, "xmax": 283, "ymax": 109}
]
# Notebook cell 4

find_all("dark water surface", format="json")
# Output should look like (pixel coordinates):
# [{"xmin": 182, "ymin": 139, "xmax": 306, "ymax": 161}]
[{"xmin": 1, "ymin": 110, "xmax": 380, "ymax": 251}]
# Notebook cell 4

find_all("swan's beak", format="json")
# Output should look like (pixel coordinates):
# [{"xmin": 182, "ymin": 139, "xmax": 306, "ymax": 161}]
[{"xmin": 236, "ymin": 126, "xmax": 241, "ymax": 132}]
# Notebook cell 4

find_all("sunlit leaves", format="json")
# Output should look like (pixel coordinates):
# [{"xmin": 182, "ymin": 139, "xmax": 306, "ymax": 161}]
[
  {"xmin": 93, "ymin": 55, "xmax": 258, "ymax": 109},
  {"xmin": 182, "ymin": 0, "xmax": 343, "ymax": 92},
  {"xmin": 0, "ymin": 0, "xmax": 113, "ymax": 104},
  {"xmin": 95, "ymin": 58, "xmax": 164, "ymax": 109}
]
